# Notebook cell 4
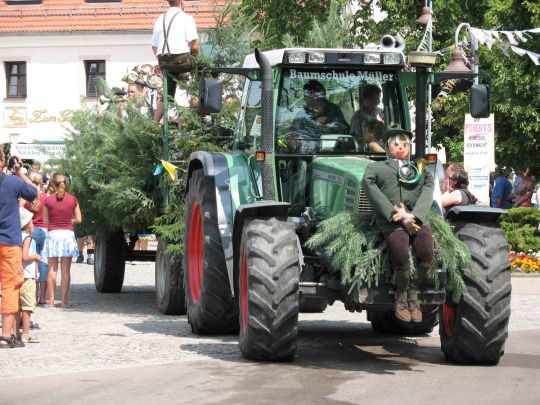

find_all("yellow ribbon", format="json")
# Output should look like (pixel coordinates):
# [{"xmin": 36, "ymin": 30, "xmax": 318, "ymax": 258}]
[{"xmin": 160, "ymin": 159, "xmax": 178, "ymax": 181}]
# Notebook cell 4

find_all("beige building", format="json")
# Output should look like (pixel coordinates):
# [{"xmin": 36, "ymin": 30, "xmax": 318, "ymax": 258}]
[{"xmin": 0, "ymin": 0, "xmax": 220, "ymax": 160}]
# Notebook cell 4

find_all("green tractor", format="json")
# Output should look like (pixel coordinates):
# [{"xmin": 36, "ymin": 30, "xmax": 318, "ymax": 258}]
[{"xmin": 183, "ymin": 43, "xmax": 511, "ymax": 364}]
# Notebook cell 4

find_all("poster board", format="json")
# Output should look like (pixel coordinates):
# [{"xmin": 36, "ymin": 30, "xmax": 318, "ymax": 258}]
[{"xmin": 463, "ymin": 114, "xmax": 495, "ymax": 205}]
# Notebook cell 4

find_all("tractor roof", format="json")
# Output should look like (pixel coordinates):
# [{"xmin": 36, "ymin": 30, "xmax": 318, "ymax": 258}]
[{"xmin": 242, "ymin": 48, "xmax": 406, "ymax": 69}]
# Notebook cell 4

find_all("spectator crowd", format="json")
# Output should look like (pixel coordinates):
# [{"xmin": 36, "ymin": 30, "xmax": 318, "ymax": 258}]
[{"xmin": 0, "ymin": 149, "xmax": 83, "ymax": 349}]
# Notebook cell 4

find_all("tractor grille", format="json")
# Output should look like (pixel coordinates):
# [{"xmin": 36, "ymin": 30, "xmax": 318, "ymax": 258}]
[{"xmin": 358, "ymin": 188, "xmax": 373, "ymax": 213}]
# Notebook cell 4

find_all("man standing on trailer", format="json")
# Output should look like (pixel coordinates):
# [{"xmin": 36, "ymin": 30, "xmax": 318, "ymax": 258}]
[{"xmin": 151, "ymin": 0, "xmax": 200, "ymax": 123}]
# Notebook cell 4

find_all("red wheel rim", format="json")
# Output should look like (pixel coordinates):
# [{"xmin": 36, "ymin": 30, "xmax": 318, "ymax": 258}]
[
  {"xmin": 188, "ymin": 202, "xmax": 203, "ymax": 303},
  {"xmin": 240, "ymin": 250, "xmax": 248, "ymax": 333},
  {"xmin": 443, "ymin": 303, "xmax": 457, "ymax": 337}
]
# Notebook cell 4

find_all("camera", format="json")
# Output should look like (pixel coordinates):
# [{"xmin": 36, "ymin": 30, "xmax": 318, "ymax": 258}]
[{"xmin": 7, "ymin": 156, "xmax": 18, "ymax": 171}]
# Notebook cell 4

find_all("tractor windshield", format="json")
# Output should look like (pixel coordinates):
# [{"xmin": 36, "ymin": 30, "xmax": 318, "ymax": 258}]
[{"xmin": 275, "ymin": 67, "xmax": 405, "ymax": 155}]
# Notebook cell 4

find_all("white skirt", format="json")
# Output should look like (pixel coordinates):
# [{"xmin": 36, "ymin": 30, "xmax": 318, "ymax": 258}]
[{"xmin": 43, "ymin": 230, "xmax": 79, "ymax": 258}]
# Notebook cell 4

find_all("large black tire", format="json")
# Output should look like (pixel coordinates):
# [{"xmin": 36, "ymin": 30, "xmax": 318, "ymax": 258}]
[
  {"xmin": 238, "ymin": 218, "xmax": 300, "ymax": 361},
  {"xmin": 439, "ymin": 222, "xmax": 511, "ymax": 365},
  {"xmin": 155, "ymin": 238, "xmax": 186, "ymax": 315},
  {"xmin": 299, "ymin": 296, "xmax": 328, "ymax": 313},
  {"xmin": 94, "ymin": 230, "xmax": 126, "ymax": 293},
  {"xmin": 368, "ymin": 305, "xmax": 438, "ymax": 335},
  {"xmin": 183, "ymin": 169, "xmax": 238, "ymax": 334}
]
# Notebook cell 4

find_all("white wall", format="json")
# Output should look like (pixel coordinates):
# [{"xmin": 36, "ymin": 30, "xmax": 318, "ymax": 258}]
[{"xmin": 1, "ymin": 32, "xmax": 157, "ymax": 145}]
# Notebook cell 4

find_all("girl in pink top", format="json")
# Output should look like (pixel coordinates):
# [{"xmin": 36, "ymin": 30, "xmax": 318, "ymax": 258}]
[{"xmin": 43, "ymin": 173, "xmax": 82, "ymax": 308}]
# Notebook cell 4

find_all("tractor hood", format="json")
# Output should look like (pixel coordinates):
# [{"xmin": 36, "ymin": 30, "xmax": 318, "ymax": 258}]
[{"xmin": 310, "ymin": 156, "xmax": 375, "ymax": 220}]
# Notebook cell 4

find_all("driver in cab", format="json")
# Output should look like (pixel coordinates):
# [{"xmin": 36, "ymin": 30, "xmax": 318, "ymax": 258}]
[
  {"xmin": 285, "ymin": 80, "xmax": 349, "ymax": 153},
  {"xmin": 291, "ymin": 80, "xmax": 349, "ymax": 134}
]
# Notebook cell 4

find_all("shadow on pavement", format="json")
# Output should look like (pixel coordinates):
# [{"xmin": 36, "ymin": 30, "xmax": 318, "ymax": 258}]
[{"xmin": 176, "ymin": 319, "xmax": 446, "ymax": 373}]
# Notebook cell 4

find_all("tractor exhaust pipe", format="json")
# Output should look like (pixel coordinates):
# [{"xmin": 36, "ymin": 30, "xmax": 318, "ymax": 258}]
[{"xmin": 255, "ymin": 48, "xmax": 275, "ymax": 200}]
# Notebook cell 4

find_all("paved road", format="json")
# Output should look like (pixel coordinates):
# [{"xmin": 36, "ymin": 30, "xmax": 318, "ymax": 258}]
[{"xmin": 1, "ymin": 263, "xmax": 539, "ymax": 404}]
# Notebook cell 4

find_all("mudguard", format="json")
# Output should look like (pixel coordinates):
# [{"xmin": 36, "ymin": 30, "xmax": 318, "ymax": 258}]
[
  {"xmin": 187, "ymin": 152, "xmax": 236, "ymax": 295},
  {"xmin": 445, "ymin": 206, "xmax": 506, "ymax": 223}
]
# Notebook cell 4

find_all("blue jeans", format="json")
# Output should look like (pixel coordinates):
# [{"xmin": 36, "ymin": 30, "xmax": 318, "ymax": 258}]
[{"xmin": 32, "ymin": 227, "xmax": 49, "ymax": 282}]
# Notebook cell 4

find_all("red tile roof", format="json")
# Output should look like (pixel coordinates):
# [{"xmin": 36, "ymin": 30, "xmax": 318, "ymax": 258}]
[{"xmin": 0, "ymin": 0, "xmax": 225, "ymax": 33}]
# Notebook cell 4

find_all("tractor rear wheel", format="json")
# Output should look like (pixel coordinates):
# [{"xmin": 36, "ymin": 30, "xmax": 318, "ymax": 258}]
[
  {"xmin": 94, "ymin": 230, "xmax": 126, "ymax": 293},
  {"xmin": 368, "ymin": 305, "xmax": 438, "ymax": 335},
  {"xmin": 155, "ymin": 238, "xmax": 185, "ymax": 315},
  {"xmin": 183, "ymin": 169, "xmax": 238, "ymax": 334},
  {"xmin": 439, "ymin": 222, "xmax": 511, "ymax": 365},
  {"xmin": 239, "ymin": 218, "xmax": 300, "ymax": 361}
]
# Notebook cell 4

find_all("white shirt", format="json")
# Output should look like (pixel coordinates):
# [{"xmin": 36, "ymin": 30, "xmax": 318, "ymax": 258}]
[
  {"xmin": 151, "ymin": 8, "xmax": 198, "ymax": 56},
  {"xmin": 21, "ymin": 231, "xmax": 37, "ymax": 279}
]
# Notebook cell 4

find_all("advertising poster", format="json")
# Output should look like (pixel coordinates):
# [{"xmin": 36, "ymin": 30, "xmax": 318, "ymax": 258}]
[{"xmin": 463, "ymin": 114, "xmax": 495, "ymax": 205}]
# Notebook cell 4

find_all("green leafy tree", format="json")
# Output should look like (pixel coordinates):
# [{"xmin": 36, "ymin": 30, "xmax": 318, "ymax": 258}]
[{"xmin": 240, "ymin": 0, "xmax": 345, "ymax": 48}]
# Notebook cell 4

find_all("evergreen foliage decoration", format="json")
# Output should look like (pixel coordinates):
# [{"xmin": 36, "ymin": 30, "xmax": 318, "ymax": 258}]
[{"xmin": 306, "ymin": 211, "xmax": 473, "ymax": 303}]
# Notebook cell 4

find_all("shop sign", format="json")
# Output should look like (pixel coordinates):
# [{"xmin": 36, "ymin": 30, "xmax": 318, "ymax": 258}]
[{"xmin": 10, "ymin": 143, "xmax": 65, "ymax": 161}]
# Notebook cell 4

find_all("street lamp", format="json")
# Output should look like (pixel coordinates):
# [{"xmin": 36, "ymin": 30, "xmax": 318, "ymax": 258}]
[
  {"xmin": 416, "ymin": 1, "xmax": 435, "ymax": 150},
  {"xmin": 444, "ymin": 22, "xmax": 480, "ymax": 85}
]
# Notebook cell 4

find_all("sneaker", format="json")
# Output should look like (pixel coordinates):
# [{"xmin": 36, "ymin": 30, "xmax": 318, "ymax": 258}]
[
  {"xmin": 76, "ymin": 255, "xmax": 84, "ymax": 264},
  {"xmin": 408, "ymin": 300, "xmax": 423, "ymax": 323},
  {"xmin": 87, "ymin": 257, "xmax": 94, "ymax": 265},
  {"xmin": 394, "ymin": 300, "xmax": 412, "ymax": 322}
]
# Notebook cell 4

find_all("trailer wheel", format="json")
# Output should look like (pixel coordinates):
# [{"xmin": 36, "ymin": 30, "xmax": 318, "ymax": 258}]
[
  {"xmin": 184, "ymin": 169, "xmax": 238, "ymax": 334},
  {"xmin": 368, "ymin": 305, "xmax": 438, "ymax": 335},
  {"xmin": 239, "ymin": 218, "xmax": 300, "ymax": 361},
  {"xmin": 94, "ymin": 230, "xmax": 126, "ymax": 293},
  {"xmin": 439, "ymin": 222, "xmax": 511, "ymax": 365},
  {"xmin": 155, "ymin": 238, "xmax": 185, "ymax": 315}
]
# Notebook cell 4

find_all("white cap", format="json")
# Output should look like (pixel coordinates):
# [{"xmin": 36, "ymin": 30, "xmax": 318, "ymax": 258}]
[{"xmin": 19, "ymin": 207, "xmax": 34, "ymax": 229}]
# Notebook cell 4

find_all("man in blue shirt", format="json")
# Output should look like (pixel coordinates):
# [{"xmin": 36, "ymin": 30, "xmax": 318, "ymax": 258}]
[
  {"xmin": 0, "ymin": 149, "xmax": 37, "ymax": 348},
  {"xmin": 491, "ymin": 168, "xmax": 512, "ymax": 209}
]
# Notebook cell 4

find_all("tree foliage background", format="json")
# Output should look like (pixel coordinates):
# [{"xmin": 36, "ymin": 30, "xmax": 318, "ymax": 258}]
[
  {"xmin": 61, "ymin": 0, "xmax": 539, "ymax": 247},
  {"xmin": 242, "ymin": 0, "xmax": 540, "ymax": 171}
]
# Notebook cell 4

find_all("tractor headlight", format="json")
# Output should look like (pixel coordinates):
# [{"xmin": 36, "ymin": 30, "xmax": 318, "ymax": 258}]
[
  {"xmin": 364, "ymin": 53, "xmax": 381, "ymax": 64},
  {"xmin": 288, "ymin": 52, "xmax": 306, "ymax": 64},
  {"xmin": 308, "ymin": 52, "xmax": 325, "ymax": 63},
  {"xmin": 383, "ymin": 53, "xmax": 401, "ymax": 65}
]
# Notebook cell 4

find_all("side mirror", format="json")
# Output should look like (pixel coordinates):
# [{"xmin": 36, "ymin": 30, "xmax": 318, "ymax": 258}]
[
  {"xmin": 471, "ymin": 84, "xmax": 490, "ymax": 118},
  {"xmin": 198, "ymin": 77, "xmax": 223, "ymax": 114}
]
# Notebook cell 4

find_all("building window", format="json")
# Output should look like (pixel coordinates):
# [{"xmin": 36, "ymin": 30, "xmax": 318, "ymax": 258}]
[
  {"xmin": 85, "ymin": 60, "xmax": 106, "ymax": 97},
  {"xmin": 5, "ymin": 62, "xmax": 27, "ymax": 98}
]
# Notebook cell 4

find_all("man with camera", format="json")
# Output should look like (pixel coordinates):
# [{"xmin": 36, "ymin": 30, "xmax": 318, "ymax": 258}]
[{"xmin": 0, "ymin": 149, "xmax": 37, "ymax": 348}]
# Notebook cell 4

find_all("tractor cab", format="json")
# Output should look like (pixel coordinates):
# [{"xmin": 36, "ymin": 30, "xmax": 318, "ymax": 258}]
[{"xmin": 230, "ymin": 47, "xmax": 413, "ymax": 218}]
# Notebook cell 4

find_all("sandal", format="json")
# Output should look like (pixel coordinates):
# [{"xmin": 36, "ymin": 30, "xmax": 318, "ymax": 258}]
[
  {"xmin": 60, "ymin": 303, "xmax": 73, "ymax": 308},
  {"xmin": 0, "ymin": 336, "xmax": 14, "ymax": 349}
]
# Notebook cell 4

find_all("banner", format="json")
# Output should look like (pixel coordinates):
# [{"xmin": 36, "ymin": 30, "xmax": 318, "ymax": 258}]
[
  {"xmin": 463, "ymin": 114, "xmax": 495, "ymax": 205},
  {"xmin": 10, "ymin": 143, "xmax": 65, "ymax": 161}
]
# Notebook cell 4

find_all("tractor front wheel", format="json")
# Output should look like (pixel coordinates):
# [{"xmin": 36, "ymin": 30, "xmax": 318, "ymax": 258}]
[
  {"xmin": 239, "ymin": 218, "xmax": 300, "ymax": 361},
  {"xmin": 439, "ymin": 222, "xmax": 511, "ymax": 364}
]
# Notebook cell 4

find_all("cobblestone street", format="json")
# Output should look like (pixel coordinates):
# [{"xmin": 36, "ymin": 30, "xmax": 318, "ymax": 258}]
[{"xmin": 2, "ymin": 261, "xmax": 539, "ymax": 381}]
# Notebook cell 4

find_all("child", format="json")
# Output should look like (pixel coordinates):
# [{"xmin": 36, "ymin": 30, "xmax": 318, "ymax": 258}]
[
  {"xmin": 19, "ymin": 207, "xmax": 40, "ymax": 343},
  {"xmin": 361, "ymin": 120, "xmax": 386, "ymax": 153},
  {"xmin": 362, "ymin": 125, "xmax": 434, "ymax": 323}
]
